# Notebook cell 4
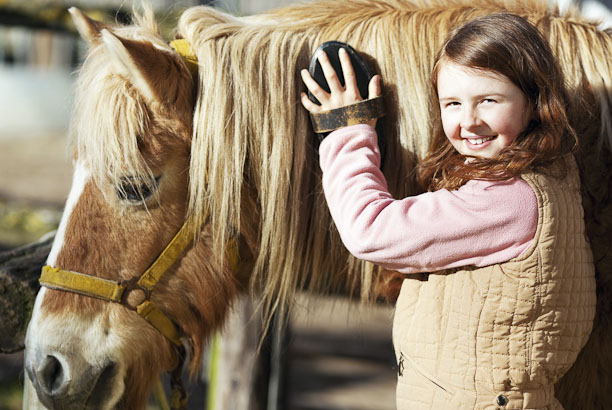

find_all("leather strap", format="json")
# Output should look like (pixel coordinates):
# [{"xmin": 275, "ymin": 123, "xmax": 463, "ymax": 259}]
[
  {"xmin": 137, "ymin": 221, "xmax": 194, "ymax": 291},
  {"xmin": 39, "ymin": 219, "xmax": 240, "ymax": 349},
  {"xmin": 170, "ymin": 39, "xmax": 198, "ymax": 75},
  {"xmin": 39, "ymin": 220, "xmax": 196, "ymax": 347},
  {"xmin": 40, "ymin": 266, "xmax": 125, "ymax": 302},
  {"xmin": 40, "ymin": 267, "xmax": 183, "ymax": 347},
  {"xmin": 310, "ymin": 96, "xmax": 385, "ymax": 133},
  {"xmin": 137, "ymin": 301, "xmax": 182, "ymax": 346}
]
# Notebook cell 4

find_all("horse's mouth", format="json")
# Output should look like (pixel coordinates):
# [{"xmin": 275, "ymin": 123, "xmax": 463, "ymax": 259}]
[{"xmin": 84, "ymin": 362, "xmax": 120, "ymax": 409}]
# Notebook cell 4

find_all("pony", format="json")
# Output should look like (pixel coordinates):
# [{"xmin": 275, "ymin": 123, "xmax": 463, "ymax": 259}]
[{"xmin": 23, "ymin": 0, "xmax": 612, "ymax": 408}]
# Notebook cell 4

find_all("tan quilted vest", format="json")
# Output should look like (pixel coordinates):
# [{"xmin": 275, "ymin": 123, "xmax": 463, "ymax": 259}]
[{"xmin": 393, "ymin": 156, "xmax": 596, "ymax": 410}]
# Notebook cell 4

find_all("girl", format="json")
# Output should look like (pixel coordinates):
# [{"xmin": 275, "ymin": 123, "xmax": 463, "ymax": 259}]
[{"xmin": 301, "ymin": 13, "xmax": 596, "ymax": 410}]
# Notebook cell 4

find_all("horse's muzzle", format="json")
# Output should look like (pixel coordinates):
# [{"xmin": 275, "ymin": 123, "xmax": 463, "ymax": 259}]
[{"xmin": 25, "ymin": 350, "xmax": 118, "ymax": 410}]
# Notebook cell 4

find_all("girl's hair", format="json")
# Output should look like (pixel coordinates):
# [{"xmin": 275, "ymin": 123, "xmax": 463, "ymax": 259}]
[{"xmin": 417, "ymin": 13, "xmax": 577, "ymax": 191}]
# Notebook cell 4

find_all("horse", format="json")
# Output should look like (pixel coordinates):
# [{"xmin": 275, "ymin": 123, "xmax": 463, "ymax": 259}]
[{"xmin": 23, "ymin": 0, "xmax": 612, "ymax": 408}]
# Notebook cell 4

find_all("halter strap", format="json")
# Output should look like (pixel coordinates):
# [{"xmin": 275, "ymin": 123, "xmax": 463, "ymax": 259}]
[
  {"xmin": 137, "ymin": 221, "xmax": 194, "ymax": 291},
  {"xmin": 40, "ymin": 220, "xmax": 196, "ymax": 347},
  {"xmin": 38, "ymin": 268, "xmax": 183, "ymax": 344},
  {"xmin": 170, "ymin": 39, "xmax": 198, "ymax": 75},
  {"xmin": 39, "ymin": 217, "xmax": 240, "ymax": 410},
  {"xmin": 39, "ymin": 219, "xmax": 241, "ymax": 343}
]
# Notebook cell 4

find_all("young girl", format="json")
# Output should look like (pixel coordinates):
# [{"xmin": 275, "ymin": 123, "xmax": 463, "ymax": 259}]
[{"xmin": 301, "ymin": 13, "xmax": 596, "ymax": 410}]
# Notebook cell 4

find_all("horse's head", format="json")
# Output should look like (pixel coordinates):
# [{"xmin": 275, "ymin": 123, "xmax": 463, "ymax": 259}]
[{"xmin": 23, "ymin": 8, "xmax": 238, "ymax": 409}]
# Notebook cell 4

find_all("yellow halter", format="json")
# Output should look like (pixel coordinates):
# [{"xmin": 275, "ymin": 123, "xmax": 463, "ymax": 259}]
[
  {"xmin": 39, "ymin": 217, "xmax": 240, "ymax": 410},
  {"xmin": 170, "ymin": 39, "xmax": 198, "ymax": 75},
  {"xmin": 40, "ymin": 219, "xmax": 196, "ymax": 347}
]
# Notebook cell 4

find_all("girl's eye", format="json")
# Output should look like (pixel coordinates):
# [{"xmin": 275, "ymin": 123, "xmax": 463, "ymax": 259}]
[
  {"xmin": 116, "ymin": 176, "xmax": 161, "ymax": 203},
  {"xmin": 482, "ymin": 98, "xmax": 496, "ymax": 104},
  {"xmin": 445, "ymin": 101, "xmax": 460, "ymax": 107}
]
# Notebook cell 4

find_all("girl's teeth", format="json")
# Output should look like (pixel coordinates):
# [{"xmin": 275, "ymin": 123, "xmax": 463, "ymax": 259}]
[{"xmin": 468, "ymin": 136, "xmax": 495, "ymax": 145}]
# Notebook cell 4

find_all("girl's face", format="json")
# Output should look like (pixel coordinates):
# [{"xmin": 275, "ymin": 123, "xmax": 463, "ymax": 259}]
[{"xmin": 437, "ymin": 62, "xmax": 532, "ymax": 159}]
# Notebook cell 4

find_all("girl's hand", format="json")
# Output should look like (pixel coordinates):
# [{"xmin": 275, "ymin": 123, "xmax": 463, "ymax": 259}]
[{"xmin": 301, "ymin": 48, "xmax": 381, "ymax": 128}]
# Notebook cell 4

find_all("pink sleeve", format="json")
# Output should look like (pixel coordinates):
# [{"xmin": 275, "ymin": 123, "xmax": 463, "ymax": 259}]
[{"xmin": 319, "ymin": 124, "xmax": 538, "ymax": 274}]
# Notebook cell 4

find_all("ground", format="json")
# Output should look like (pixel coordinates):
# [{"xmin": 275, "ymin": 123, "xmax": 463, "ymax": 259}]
[{"xmin": 288, "ymin": 294, "xmax": 396, "ymax": 410}]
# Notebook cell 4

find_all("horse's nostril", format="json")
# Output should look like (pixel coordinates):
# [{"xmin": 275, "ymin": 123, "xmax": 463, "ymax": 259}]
[
  {"xmin": 39, "ymin": 354, "xmax": 68, "ymax": 396},
  {"xmin": 26, "ymin": 353, "xmax": 119, "ymax": 408}
]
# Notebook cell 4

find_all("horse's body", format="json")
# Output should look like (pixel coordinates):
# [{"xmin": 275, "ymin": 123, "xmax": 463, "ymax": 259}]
[{"xmin": 24, "ymin": 0, "xmax": 612, "ymax": 409}]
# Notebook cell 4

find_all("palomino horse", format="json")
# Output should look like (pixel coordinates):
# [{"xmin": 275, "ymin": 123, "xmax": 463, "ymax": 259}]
[{"xmin": 24, "ymin": 0, "xmax": 612, "ymax": 408}]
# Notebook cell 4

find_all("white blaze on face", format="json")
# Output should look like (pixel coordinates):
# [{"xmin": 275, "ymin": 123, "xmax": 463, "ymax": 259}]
[
  {"xmin": 27, "ymin": 161, "xmax": 90, "ymax": 348},
  {"xmin": 27, "ymin": 161, "xmax": 90, "ymax": 337},
  {"xmin": 46, "ymin": 160, "xmax": 90, "ymax": 267},
  {"xmin": 24, "ymin": 161, "xmax": 126, "ymax": 409}
]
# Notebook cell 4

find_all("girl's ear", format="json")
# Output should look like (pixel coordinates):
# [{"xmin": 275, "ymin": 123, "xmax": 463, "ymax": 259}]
[{"xmin": 528, "ymin": 99, "xmax": 539, "ymax": 123}]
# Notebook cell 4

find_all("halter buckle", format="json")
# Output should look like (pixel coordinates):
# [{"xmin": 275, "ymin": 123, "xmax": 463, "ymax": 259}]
[{"xmin": 120, "ymin": 277, "xmax": 151, "ymax": 310}]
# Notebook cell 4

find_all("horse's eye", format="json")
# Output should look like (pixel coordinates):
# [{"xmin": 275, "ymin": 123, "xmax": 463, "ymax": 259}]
[{"xmin": 116, "ymin": 176, "xmax": 161, "ymax": 203}]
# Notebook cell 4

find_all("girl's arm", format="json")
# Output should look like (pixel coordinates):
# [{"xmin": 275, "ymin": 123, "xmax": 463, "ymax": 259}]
[{"xmin": 320, "ymin": 124, "xmax": 538, "ymax": 274}]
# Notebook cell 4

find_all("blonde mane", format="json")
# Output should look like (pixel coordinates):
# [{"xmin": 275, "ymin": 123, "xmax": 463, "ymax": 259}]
[{"xmin": 177, "ymin": 0, "xmax": 612, "ymax": 323}]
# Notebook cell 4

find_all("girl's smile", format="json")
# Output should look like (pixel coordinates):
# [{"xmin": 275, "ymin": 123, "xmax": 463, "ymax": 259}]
[
  {"xmin": 464, "ymin": 135, "xmax": 496, "ymax": 148},
  {"xmin": 437, "ymin": 62, "xmax": 532, "ymax": 159}
]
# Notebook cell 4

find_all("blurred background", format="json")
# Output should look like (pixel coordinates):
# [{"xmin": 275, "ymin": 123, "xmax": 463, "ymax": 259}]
[{"xmin": 0, "ymin": 1, "xmax": 397, "ymax": 409}]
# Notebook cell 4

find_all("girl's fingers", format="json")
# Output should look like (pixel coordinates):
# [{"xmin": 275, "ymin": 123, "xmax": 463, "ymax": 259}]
[
  {"xmin": 339, "ymin": 48, "xmax": 360, "ymax": 99},
  {"xmin": 301, "ymin": 50, "xmax": 384, "ymax": 114},
  {"xmin": 301, "ymin": 69, "xmax": 329, "ymax": 104},
  {"xmin": 317, "ymin": 51, "xmax": 343, "ymax": 93},
  {"xmin": 300, "ymin": 92, "xmax": 322, "ymax": 113},
  {"xmin": 368, "ymin": 75, "xmax": 382, "ymax": 100}
]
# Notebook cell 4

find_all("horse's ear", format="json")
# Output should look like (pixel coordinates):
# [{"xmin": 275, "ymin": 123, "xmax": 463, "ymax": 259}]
[
  {"xmin": 100, "ymin": 29, "xmax": 159, "ymax": 104},
  {"xmin": 68, "ymin": 7, "xmax": 108, "ymax": 47}
]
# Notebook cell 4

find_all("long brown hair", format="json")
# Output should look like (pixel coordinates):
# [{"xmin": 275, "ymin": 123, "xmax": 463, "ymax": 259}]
[{"xmin": 418, "ymin": 13, "xmax": 577, "ymax": 191}]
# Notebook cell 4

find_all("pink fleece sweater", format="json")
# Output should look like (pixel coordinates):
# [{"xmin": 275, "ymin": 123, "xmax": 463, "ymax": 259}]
[{"xmin": 319, "ymin": 124, "xmax": 538, "ymax": 274}]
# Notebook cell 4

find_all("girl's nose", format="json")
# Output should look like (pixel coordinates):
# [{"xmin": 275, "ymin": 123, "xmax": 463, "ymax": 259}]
[{"xmin": 460, "ymin": 107, "xmax": 481, "ymax": 129}]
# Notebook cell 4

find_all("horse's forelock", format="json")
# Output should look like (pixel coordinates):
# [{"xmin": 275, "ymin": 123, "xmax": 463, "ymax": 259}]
[
  {"xmin": 70, "ymin": 56, "xmax": 152, "ymax": 192},
  {"xmin": 70, "ymin": 26, "xmax": 192, "ymax": 195}
]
